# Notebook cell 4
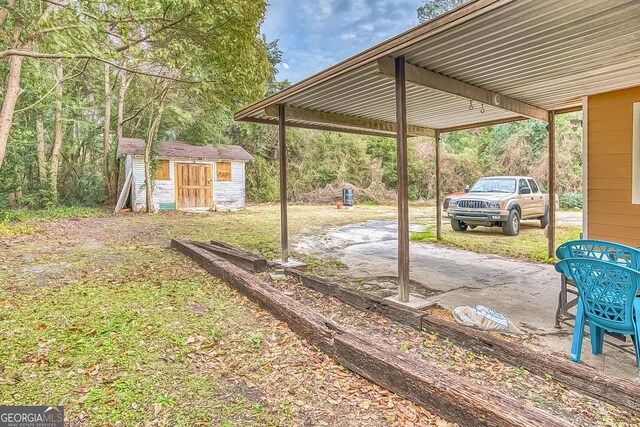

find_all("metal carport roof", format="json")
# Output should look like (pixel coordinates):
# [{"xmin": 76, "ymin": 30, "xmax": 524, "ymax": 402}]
[{"xmin": 235, "ymin": 0, "xmax": 640, "ymax": 135}]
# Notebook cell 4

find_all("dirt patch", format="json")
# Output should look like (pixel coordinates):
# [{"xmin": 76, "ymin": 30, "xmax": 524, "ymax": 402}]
[
  {"xmin": 229, "ymin": 379, "xmax": 264, "ymax": 404},
  {"xmin": 4, "ymin": 262, "xmax": 74, "ymax": 291}
]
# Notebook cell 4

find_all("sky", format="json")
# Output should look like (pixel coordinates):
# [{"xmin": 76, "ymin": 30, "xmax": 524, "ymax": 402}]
[{"xmin": 262, "ymin": 0, "xmax": 424, "ymax": 83}]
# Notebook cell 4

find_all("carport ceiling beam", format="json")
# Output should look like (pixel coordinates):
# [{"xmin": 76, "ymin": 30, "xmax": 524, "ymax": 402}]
[
  {"xmin": 377, "ymin": 56, "xmax": 549, "ymax": 123},
  {"xmin": 440, "ymin": 116, "xmax": 528, "ymax": 133},
  {"xmin": 264, "ymin": 105, "xmax": 436, "ymax": 138}
]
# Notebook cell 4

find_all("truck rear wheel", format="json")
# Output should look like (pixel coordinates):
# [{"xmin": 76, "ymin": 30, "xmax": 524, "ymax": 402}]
[
  {"xmin": 451, "ymin": 219, "xmax": 468, "ymax": 232},
  {"xmin": 502, "ymin": 209, "xmax": 520, "ymax": 236}
]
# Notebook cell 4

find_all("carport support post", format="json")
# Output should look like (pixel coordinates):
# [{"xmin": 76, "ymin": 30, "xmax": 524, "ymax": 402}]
[
  {"xmin": 435, "ymin": 129, "xmax": 442, "ymax": 240},
  {"xmin": 278, "ymin": 104, "xmax": 289, "ymax": 263},
  {"xmin": 548, "ymin": 110, "xmax": 556, "ymax": 259},
  {"xmin": 395, "ymin": 56, "xmax": 410, "ymax": 303}
]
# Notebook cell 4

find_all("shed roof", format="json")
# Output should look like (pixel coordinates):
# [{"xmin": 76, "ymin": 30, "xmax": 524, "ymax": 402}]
[
  {"xmin": 118, "ymin": 138, "xmax": 254, "ymax": 161},
  {"xmin": 235, "ymin": 0, "xmax": 640, "ymax": 135}
]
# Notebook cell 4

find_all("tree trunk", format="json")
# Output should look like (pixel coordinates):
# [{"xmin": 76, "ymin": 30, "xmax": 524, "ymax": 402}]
[
  {"xmin": 36, "ymin": 115, "xmax": 46, "ymax": 180},
  {"xmin": 112, "ymin": 70, "xmax": 129, "ymax": 201},
  {"xmin": 0, "ymin": 53, "xmax": 24, "ymax": 171},
  {"xmin": 49, "ymin": 59, "xmax": 64, "ymax": 204},
  {"xmin": 144, "ymin": 84, "xmax": 169, "ymax": 213},
  {"xmin": 144, "ymin": 109, "xmax": 163, "ymax": 213},
  {"xmin": 103, "ymin": 63, "xmax": 114, "ymax": 204},
  {"xmin": 117, "ymin": 70, "xmax": 129, "ymax": 140}
]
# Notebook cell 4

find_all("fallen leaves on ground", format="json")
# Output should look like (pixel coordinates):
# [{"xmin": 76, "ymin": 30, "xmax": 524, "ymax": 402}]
[{"xmin": 267, "ymin": 274, "xmax": 640, "ymax": 427}]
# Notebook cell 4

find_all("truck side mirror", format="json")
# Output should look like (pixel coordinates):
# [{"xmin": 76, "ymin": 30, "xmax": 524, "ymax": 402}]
[
  {"xmin": 520, "ymin": 188, "xmax": 531, "ymax": 195},
  {"xmin": 464, "ymin": 185, "xmax": 470, "ymax": 193}
]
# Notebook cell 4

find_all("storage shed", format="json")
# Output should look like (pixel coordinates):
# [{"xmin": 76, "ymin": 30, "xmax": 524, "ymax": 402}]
[{"xmin": 117, "ymin": 138, "xmax": 253, "ymax": 212}]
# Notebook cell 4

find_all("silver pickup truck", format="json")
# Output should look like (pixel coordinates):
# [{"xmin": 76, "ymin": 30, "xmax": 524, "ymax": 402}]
[{"xmin": 447, "ymin": 176, "xmax": 551, "ymax": 236}]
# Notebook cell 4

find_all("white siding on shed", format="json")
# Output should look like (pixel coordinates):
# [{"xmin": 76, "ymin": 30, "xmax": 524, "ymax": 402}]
[
  {"xmin": 153, "ymin": 160, "xmax": 175, "ymax": 208},
  {"xmin": 213, "ymin": 161, "xmax": 246, "ymax": 211},
  {"xmin": 131, "ymin": 156, "xmax": 148, "ymax": 211}
]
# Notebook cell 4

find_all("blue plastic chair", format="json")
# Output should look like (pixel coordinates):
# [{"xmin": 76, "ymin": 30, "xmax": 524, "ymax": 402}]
[
  {"xmin": 556, "ymin": 239, "xmax": 640, "ymax": 268},
  {"xmin": 556, "ymin": 258, "xmax": 640, "ymax": 365},
  {"xmin": 554, "ymin": 239, "xmax": 640, "ymax": 327}
]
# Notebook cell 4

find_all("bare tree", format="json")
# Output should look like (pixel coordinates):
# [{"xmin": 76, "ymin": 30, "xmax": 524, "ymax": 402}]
[
  {"xmin": 103, "ymin": 63, "xmax": 114, "ymax": 202},
  {"xmin": 117, "ymin": 70, "xmax": 130, "ymax": 140},
  {"xmin": 49, "ymin": 59, "xmax": 64, "ymax": 203},
  {"xmin": 0, "ymin": 30, "xmax": 26, "ymax": 170}
]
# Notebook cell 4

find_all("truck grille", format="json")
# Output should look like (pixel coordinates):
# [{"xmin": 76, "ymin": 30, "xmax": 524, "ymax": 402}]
[{"xmin": 457, "ymin": 200, "xmax": 489, "ymax": 209}]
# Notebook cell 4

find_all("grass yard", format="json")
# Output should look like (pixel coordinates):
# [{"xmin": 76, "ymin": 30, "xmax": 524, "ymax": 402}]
[
  {"xmin": 0, "ymin": 204, "xmax": 581, "ymax": 263},
  {"xmin": 0, "ymin": 203, "xmax": 583, "ymax": 426},
  {"xmin": 411, "ymin": 218, "xmax": 581, "ymax": 263},
  {"xmin": 0, "ymin": 204, "xmax": 450, "ymax": 426}
]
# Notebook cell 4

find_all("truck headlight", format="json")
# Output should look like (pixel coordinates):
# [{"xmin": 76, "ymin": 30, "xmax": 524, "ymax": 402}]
[
  {"xmin": 489, "ymin": 201, "xmax": 500, "ymax": 208},
  {"xmin": 450, "ymin": 200, "xmax": 458, "ymax": 207}
]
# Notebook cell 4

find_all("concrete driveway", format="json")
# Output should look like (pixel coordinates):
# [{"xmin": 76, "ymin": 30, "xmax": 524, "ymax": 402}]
[
  {"xmin": 556, "ymin": 210, "xmax": 583, "ymax": 225},
  {"xmin": 296, "ymin": 219, "xmax": 639, "ymax": 379}
]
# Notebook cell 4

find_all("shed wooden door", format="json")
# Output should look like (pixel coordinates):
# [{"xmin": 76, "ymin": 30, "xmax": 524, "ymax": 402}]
[{"xmin": 175, "ymin": 163, "xmax": 212, "ymax": 209}]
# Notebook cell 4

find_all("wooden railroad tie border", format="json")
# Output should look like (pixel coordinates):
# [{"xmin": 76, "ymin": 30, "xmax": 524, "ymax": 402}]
[
  {"xmin": 171, "ymin": 239, "xmax": 572, "ymax": 427},
  {"xmin": 283, "ymin": 269, "xmax": 640, "ymax": 414},
  {"xmin": 176, "ymin": 239, "xmax": 640, "ymax": 415},
  {"xmin": 184, "ymin": 240, "xmax": 269, "ymax": 272}
]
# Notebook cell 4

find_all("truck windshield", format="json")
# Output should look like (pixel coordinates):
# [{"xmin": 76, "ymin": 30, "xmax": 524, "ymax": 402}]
[{"xmin": 470, "ymin": 178, "xmax": 516, "ymax": 193}]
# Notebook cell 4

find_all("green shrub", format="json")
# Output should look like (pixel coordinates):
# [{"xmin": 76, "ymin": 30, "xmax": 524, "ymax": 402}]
[
  {"xmin": 0, "ymin": 206, "xmax": 107, "ymax": 223},
  {"xmin": 246, "ymin": 156, "xmax": 278, "ymax": 202},
  {"xmin": 559, "ymin": 193, "xmax": 583, "ymax": 210}
]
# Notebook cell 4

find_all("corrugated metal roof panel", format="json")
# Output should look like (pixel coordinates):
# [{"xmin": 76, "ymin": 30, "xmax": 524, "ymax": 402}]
[{"xmin": 236, "ymin": 0, "xmax": 640, "ymax": 134}]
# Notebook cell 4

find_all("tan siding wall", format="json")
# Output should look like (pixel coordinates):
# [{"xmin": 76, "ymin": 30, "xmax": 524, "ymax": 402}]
[{"xmin": 587, "ymin": 86, "xmax": 640, "ymax": 247}]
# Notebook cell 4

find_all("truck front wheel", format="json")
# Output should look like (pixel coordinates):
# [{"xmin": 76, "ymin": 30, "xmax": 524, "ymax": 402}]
[
  {"xmin": 501, "ymin": 209, "xmax": 520, "ymax": 236},
  {"xmin": 451, "ymin": 219, "xmax": 468, "ymax": 232}
]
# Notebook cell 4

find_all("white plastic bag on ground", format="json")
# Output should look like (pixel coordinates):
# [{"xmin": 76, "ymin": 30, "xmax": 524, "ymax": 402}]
[{"xmin": 452, "ymin": 305, "xmax": 521, "ymax": 335}]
